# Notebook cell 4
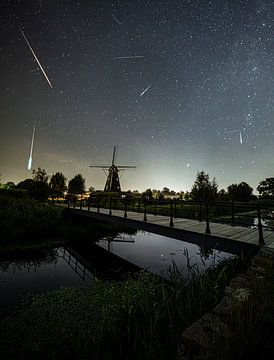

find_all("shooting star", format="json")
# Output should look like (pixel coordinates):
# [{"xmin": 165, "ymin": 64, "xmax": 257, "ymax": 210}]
[
  {"xmin": 19, "ymin": 25, "xmax": 52, "ymax": 88},
  {"xmin": 140, "ymin": 84, "xmax": 152, "ymax": 97},
  {"xmin": 114, "ymin": 55, "xmax": 144, "ymax": 60},
  {"xmin": 224, "ymin": 129, "xmax": 243, "ymax": 145},
  {"xmin": 27, "ymin": 121, "xmax": 36, "ymax": 170},
  {"xmin": 112, "ymin": 14, "xmax": 122, "ymax": 25}
]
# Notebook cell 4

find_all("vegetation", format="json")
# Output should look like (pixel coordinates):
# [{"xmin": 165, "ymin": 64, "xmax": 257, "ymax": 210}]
[
  {"xmin": 190, "ymin": 171, "xmax": 218, "ymax": 202},
  {"xmin": 16, "ymin": 168, "xmax": 51, "ymax": 202},
  {"xmin": 68, "ymin": 174, "xmax": 86, "ymax": 196},
  {"xmin": 257, "ymin": 177, "xmax": 274, "ymax": 199},
  {"xmin": 49, "ymin": 172, "xmax": 67, "ymax": 199},
  {"xmin": 0, "ymin": 255, "xmax": 250, "ymax": 360},
  {"xmin": 0, "ymin": 192, "xmax": 64, "ymax": 243},
  {"xmin": 227, "ymin": 182, "xmax": 254, "ymax": 202}
]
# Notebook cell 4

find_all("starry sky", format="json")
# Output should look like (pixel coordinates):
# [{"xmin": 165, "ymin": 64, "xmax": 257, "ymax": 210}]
[{"xmin": 0, "ymin": 0, "xmax": 273, "ymax": 192}]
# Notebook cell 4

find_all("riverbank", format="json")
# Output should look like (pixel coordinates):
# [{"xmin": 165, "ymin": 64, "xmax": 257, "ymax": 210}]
[
  {"xmin": 178, "ymin": 247, "xmax": 274, "ymax": 359},
  {"xmin": 0, "ymin": 192, "xmax": 136, "ymax": 252}
]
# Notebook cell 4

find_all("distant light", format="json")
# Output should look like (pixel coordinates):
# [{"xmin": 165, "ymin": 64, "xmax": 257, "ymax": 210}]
[{"xmin": 186, "ymin": 163, "xmax": 190, "ymax": 167}]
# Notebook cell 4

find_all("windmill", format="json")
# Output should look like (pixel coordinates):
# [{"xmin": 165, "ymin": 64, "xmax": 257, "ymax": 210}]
[{"xmin": 89, "ymin": 147, "xmax": 136, "ymax": 192}]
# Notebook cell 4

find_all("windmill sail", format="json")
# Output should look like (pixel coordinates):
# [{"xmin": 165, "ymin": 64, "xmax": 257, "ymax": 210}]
[{"xmin": 90, "ymin": 146, "xmax": 136, "ymax": 192}]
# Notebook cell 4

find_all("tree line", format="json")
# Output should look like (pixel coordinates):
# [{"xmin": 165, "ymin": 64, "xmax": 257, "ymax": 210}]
[{"xmin": 1, "ymin": 169, "xmax": 274, "ymax": 202}]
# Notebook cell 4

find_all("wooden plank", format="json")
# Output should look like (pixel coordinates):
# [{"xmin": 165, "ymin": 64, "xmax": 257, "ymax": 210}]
[{"xmin": 65, "ymin": 206, "xmax": 274, "ymax": 250}]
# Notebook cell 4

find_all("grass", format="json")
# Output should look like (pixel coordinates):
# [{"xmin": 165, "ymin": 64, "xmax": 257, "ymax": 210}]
[
  {"xmin": 0, "ymin": 253, "xmax": 251, "ymax": 360},
  {"xmin": 0, "ymin": 193, "xmax": 136, "ymax": 251}
]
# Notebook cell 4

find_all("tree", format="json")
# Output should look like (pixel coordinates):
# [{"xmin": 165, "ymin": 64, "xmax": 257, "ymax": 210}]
[
  {"xmin": 190, "ymin": 171, "xmax": 218, "ymax": 202},
  {"xmin": 257, "ymin": 178, "xmax": 274, "ymax": 199},
  {"xmin": 141, "ymin": 188, "xmax": 153, "ymax": 200},
  {"xmin": 16, "ymin": 178, "xmax": 50, "ymax": 201},
  {"xmin": 49, "ymin": 172, "xmax": 67, "ymax": 199},
  {"xmin": 16, "ymin": 179, "xmax": 34, "ymax": 191},
  {"xmin": 32, "ymin": 168, "xmax": 49, "ymax": 183},
  {"xmin": 1, "ymin": 181, "xmax": 15, "ymax": 190},
  {"xmin": 68, "ymin": 174, "xmax": 85, "ymax": 196},
  {"xmin": 218, "ymin": 189, "xmax": 229, "ymax": 201},
  {"xmin": 88, "ymin": 186, "xmax": 95, "ymax": 193},
  {"xmin": 227, "ymin": 182, "xmax": 253, "ymax": 202}
]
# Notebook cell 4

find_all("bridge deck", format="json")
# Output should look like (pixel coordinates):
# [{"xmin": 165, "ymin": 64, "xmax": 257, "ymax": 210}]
[{"xmin": 67, "ymin": 205, "xmax": 274, "ymax": 250}]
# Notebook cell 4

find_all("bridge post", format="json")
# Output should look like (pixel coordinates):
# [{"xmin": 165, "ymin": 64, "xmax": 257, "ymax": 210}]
[
  {"xmin": 169, "ymin": 200, "xmax": 174, "ymax": 227},
  {"xmin": 154, "ymin": 199, "xmax": 157, "ymax": 215},
  {"xmin": 88, "ymin": 198, "xmax": 90, "ymax": 211},
  {"xmin": 174, "ymin": 199, "xmax": 177, "ymax": 218},
  {"xmin": 80, "ymin": 197, "xmax": 82, "ymax": 210},
  {"xmin": 205, "ymin": 202, "xmax": 211, "ymax": 234},
  {"xmin": 109, "ymin": 196, "xmax": 112, "ymax": 215},
  {"xmin": 257, "ymin": 205, "xmax": 265, "ymax": 245},
  {"xmin": 97, "ymin": 197, "xmax": 100, "ymax": 213},
  {"xmin": 198, "ymin": 202, "xmax": 202, "ymax": 222},
  {"xmin": 138, "ymin": 198, "xmax": 141, "ymax": 213},
  {"xmin": 73, "ymin": 197, "xmax": 76, "ymax": 209},
  {"xmin": 143, "ymin": 200, "xmax": 147, "ymax": 222},
  {"xmin": 231, "ymin": 201, "xmax": 235, "ymax": 226},
  {"xmin": 124, "ymin": 197, "xmax": 128, "ymax": 218}
]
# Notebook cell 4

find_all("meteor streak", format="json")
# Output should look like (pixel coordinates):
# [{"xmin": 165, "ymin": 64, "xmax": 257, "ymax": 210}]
[
  {"xmin": 114, "ymin": 55, "xmax": 144, "ymax": 60},
  {"xmin": 27, "ymin": 121, "xmax": 36, "ymax": 170},
  {"xmin": 140, "ymin": 84, "xmax": 152, "ymax": 97},
  {"xmin": 224, "ymin": 129, "xmax": 243, "ymax": 144},
  {"xmin": 19, "ymin": 26, "xmax": 52, "ymax": 88},
  {"xmin": 112, "ymin": 14, "xmax": 122, "ymax": 25},
  {"xmin": 239, "ymin": 130, "xmax": 243, "ymax": 144}
]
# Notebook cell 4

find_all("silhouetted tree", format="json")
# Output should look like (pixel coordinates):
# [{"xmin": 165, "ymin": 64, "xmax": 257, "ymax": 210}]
[
  {"xmin": 141, "ymin": 188, "xmax": 153, "ymax": 200},
  {"xmin": 68, "ymin": 174, "xmax": 86, "ymax": 196},
  {"xmin": 227, "ymin": 182, "xmax": 253, "ymax": 202},
  {"xmin": 49, "ymin": 172, "xmax": 67, "ymax": 199},
  {"xmin": 190, "ymin": 171, "xmax": 218, "ymax": 202},
  {"xmin": 257, "ymin": 178, "xmax": 274, "ymax": 199},
  {"xmin": 32, "ymin": 168, "xmax": 49, "ymax": 183},
  {"xmin": 16, "ymin": 179, "xmax": 34, "ymax": 191},
  {"xmin": 218, "ymin": 189, "xmax": 229, "ymax": 201}
]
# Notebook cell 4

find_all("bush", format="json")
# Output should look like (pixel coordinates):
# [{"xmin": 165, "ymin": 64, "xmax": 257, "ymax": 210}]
[{"xmin": 0, "ymin": 194, "xmax": 64, "ymax": 241}]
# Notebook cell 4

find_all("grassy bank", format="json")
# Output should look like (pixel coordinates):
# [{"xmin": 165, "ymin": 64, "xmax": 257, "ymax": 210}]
[
  {"xmin": 0, "ymin": 255, "xmax": 250, "ymax": 360},
  {"xmin": 0, "ymin": 192, "xmax": 136, "ymax": 251}
]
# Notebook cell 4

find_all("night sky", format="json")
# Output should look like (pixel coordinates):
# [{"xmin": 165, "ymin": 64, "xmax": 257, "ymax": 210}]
[{"xmin": 0, "ymin": 0, "xmax": 273, "ymax": 192}]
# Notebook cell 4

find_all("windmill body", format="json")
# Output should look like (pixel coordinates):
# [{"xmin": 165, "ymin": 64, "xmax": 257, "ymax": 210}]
[{"xmin": 90, "ymin": 147, "xmax": 136, "ymax": 192}]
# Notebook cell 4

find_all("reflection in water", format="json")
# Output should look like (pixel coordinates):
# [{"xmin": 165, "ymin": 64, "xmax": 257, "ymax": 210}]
[
  {"xmin": 0, "ymin": 229, "xmax": 245, "ymax": 315},
  {"xmin": 96, "ymin": 231, "xmax": 234, "ymax": 279},
  {"xmin": 0, "ymin": 247, "xmax": 94, "ymax": 316},
  {"xmin": 0, "ymin": 248, "xmax": 59, "ymax": 274},
  {"xmin": 59, "ymin": 248, "xmax": 95, "ymax": 282}
]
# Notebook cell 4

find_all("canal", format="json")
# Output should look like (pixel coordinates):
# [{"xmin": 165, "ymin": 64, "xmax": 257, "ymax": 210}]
[{"xmin": 0, "ymin": 230, "xmax": 234, "ymax": 316}]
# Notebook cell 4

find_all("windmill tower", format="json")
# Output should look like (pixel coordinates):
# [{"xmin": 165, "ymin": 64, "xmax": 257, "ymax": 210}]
[{"xmin": 89, "ymin": 147, "xmax": 136, "ymax": 192}]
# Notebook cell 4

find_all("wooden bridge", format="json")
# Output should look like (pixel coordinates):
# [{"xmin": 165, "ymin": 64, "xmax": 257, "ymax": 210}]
[{"xmin": 64, "ymin": 197, "xmax": 274, "ymax": 255}]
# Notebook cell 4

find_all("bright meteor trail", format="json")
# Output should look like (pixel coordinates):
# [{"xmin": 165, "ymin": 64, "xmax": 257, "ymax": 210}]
[
  {"xmin": 114, "ymin": 55, "xmax": 144, "ymax": 60},
  {"xmin": 19, "ymin": 26, "xmax": 53, "ymax": 88},
  {"xmin": 140, "ymin": 84, "xmax": 152, "ymax": 97},
  {"xmin": 27, "ymin": 121, "xmax": 36, "ymax": 170}
]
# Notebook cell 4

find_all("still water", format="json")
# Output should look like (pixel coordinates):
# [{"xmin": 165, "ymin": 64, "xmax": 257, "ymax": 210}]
[
  {"xmin": 96, "ymin": 230, "xmax": 233, "ymax": 277},
  {"xmin": 0, "ymin": 247, "xmax": 94, "ymax": 315},
  {"xmin": 0, "ymin": 231, "xmax": 233, "ymax": 315}
]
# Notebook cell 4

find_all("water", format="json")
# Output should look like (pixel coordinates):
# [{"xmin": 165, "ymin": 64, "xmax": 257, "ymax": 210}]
[
  {"xmin": 0, "ymin": 247, "xmax": 94, "ymax": 316},
  {"xmin": 0, "ymin": 231, "xmax": 234, "ymax": 316},
  {"xmin": 96, "ymin": 230, "xmax": 234, "ymax": 278}
]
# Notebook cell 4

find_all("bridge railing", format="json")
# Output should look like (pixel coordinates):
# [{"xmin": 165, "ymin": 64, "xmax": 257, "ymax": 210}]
[{"xmin": 66, "ymin": 196, "xmax": 274, "ymax": 245}]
